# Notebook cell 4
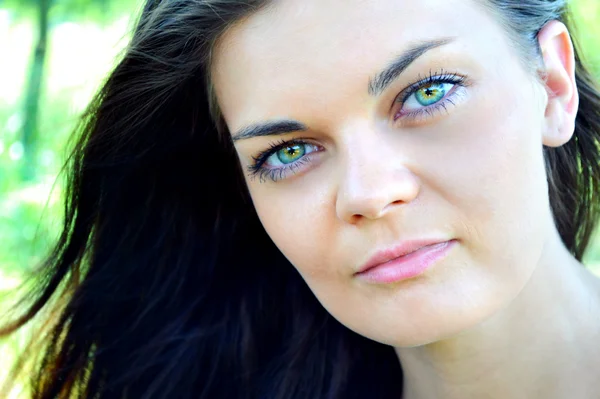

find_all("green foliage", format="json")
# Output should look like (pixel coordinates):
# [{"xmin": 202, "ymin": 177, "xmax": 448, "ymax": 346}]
[
  {"xmin": 1, "ymin": 0, "xmax": 140, "ymax": 22},
  {"xmin": 571, "ymin": 0, "xmax": 600, "ymax": 77},
  {"xmin": 0, "ymin": 0, "xmax": 138, "ymax": 280}
]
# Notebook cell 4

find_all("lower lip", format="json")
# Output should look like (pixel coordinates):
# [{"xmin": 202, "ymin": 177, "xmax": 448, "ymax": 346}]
[{"xmin": 356, "ymin": 240, "xmax": 457, "ymax": 284}]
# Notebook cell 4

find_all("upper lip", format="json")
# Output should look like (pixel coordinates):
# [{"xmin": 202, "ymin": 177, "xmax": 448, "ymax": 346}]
[{"xmin": 356, "ymin": 238, "xmax": 451, "ymax": 274}]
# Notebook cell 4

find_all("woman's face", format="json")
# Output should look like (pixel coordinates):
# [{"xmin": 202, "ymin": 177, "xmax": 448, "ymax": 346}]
[{"xmin": 212, "ymin": 0, "xmax": 560, "ymax": 346}]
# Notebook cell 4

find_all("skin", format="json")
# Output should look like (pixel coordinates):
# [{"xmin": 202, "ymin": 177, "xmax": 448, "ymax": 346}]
[{"xmin": 211, "ymin": 0, "xmax": 600, "ymax": 397}]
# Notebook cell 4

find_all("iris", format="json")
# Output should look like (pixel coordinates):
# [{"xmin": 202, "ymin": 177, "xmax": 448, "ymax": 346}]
[
  {"xmin": 276, "ymin": 144, "xmax": 306, "ymax": 164},
  {"xmin": 415, "ymin": 83, "xmax": 447, "ymax": 106}
]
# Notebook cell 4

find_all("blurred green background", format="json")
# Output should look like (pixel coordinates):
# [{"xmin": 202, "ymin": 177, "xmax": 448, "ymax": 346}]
[{"xmin": 0, "ymin": 0, "xmax": 599, "ymax": 397}]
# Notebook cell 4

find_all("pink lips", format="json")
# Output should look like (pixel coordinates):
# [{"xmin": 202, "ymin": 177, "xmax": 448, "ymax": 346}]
[{"xmin": 355, "ymin": 239, "xmax": 457, "ymax": 284}]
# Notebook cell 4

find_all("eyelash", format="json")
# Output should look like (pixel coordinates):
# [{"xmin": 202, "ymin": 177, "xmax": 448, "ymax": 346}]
[{"xmin": 248, "ymin": 69, "xmax": 468, "ymax": 182}]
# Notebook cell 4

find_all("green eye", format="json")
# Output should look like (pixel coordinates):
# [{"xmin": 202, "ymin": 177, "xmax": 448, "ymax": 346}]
[
  {"xmin": 276, "ymin": 144, "xmax": 306, "ymax": 164},
  {"xmin": 415, "ymin": 83, "xmax": 447, "ymax": 106}
]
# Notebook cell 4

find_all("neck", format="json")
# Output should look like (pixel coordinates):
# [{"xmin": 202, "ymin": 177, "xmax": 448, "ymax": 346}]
[{"xmin": 396, "ymin": 232, "xmax": 600, "ymax": 399}]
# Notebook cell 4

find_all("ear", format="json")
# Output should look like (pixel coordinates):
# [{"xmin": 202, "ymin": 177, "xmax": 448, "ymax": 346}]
[{"xmin": 537, "ymin": 20, "xmax": 579, "ymax": 148}]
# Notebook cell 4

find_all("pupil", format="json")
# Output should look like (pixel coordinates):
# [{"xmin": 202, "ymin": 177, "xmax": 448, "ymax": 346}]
[{"xmin": 424, "ymin": 87, "xmax": 436, "ymax": 97}]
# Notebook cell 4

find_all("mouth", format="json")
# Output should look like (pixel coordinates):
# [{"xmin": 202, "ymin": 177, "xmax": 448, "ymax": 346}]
[{"xmin": 355, "ymin": 239, "xmax": 457, "ymax": 284}]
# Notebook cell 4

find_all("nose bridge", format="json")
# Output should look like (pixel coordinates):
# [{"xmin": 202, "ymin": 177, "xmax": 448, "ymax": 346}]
[{"xmin": 335, "ymin": 127, "xmax": 420, "ymax": 223}]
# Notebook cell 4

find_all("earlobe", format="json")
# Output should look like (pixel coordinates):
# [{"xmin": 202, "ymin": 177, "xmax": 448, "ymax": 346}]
[{"xmin": 537, "ymin": 20, "xmax": 579, "ymax": 148}]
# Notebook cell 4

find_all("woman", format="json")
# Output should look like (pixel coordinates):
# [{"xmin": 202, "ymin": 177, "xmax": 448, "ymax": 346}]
[{"xmin": 3, "ymin": 0, "xmax": 600, "ymax": 397}]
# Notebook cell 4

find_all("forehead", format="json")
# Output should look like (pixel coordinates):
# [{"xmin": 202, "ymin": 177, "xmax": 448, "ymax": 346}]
[{"xmin": 211, "ymin": 0, "xmax": 505, "ymax": 130}]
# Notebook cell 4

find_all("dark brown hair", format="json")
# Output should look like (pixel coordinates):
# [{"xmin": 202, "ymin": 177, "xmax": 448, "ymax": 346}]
[{"xmin": 2, "ymin": 0, "xmax": 599, "ymax": 398}]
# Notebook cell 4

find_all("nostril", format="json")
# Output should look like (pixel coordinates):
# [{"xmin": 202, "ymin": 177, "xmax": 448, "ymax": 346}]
[{"xmin": 349, "ymin": 214, "xmax": 363, "ymax": 224}]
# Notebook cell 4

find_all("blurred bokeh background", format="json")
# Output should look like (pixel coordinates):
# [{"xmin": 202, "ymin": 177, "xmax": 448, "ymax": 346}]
[{"xmin": 0, "ymin": 0, "xmax": 599, "ymax": 397}]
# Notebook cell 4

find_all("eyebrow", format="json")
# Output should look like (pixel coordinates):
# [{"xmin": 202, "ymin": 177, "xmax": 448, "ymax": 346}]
[
  {"xmin": 368, "ymin": 37, "xmax": 454, "ymax": 96},
  {"xmin": 232, "ymin": 120, "xmax": 308, "ymax": 142},
  {"xmin": 231, "ymin": 37, "xmax": 453, "ymax": 142}
]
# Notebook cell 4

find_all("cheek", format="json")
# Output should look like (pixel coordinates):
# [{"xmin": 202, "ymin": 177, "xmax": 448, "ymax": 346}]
[
  {"xmin": 437, "ymin": 75, "xmax": 551, "ymax": 275},
  {"xmin": 250, "ymin": 183, "xmax": 337, "ymax": 278},
  {"xmin": 252, "ymin": 190, "xmax": 353, "ymax": 325}
]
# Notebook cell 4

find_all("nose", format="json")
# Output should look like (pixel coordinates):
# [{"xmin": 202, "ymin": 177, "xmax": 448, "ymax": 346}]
[{"xmin": 335, "ymin": 141, "xmax": 421, "ymax": 224}]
